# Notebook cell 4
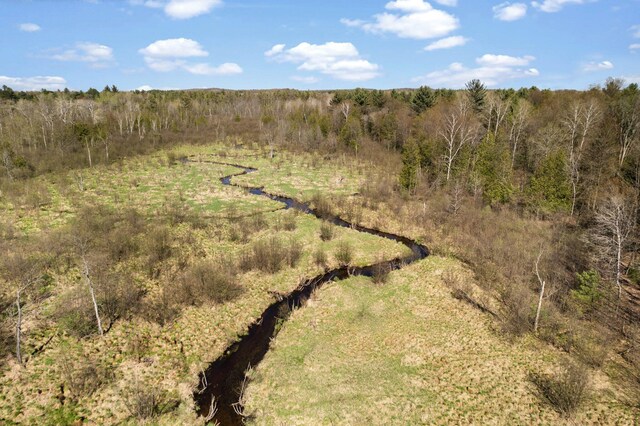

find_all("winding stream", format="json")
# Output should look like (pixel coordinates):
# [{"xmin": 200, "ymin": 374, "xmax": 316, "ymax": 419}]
[{"xmin": 191, "ymin": 159, "xmax": 429, "ymax": 425}]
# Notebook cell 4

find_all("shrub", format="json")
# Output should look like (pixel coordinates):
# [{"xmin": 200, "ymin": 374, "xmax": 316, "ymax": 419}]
[
  {"xmin": 314, "ymin": 248, "xmax": 328, "ymax": 268},
  {"xmin": 311, "ymin": 193, "xmax": 333, "ymax": 218},
  {"xmin": 178, "ymin": 259, "xmax": 242, "ymax": 305},
  {"xmin": 98, "ymin": 272, "xmax": 144, "ymax": 323},
  {"xmin": 230, "ymin": 214, "xmax": 269, "ymax": 243},
  {"xmin": 286, "ymin": 239, "xmax": 303, "ymax": 267},
  {"xmin": 166, "ymin": 152, "xmax": 177, "ymax": 166},
  {"xmin": 54, "ymin": 287, "xmax": 97, "ymax": 338},
  {"xmin": 371, "ymin": 261, "xmax": 391, "ymax": 284},
  {"xmin": 145, "ymin": 226, "xmax": 173, "ymax": 278},
  {"xmin": 241, "ymin": 237, "xmax": 303, "ymax": 273},
  {"xmin": 501, "ymin": 284, "xmax": 534, "ymax": 336},
  {"xmin": 571, "ymin": 270, "xmax": 603, "ymax": 315},
  {"xmin": 58, "ymin": 344, "xmax": 112, "ymax": 402},
  {"xmin": 275, "ymin": 211, "xmax": 297, "ymax": 231},
  {"xmin": 319, "ymin": 221, "xmax": 335, "ymax": 241},
  {"xmin": 335, "ymin": 241, "xmax": 353, "ymax": 266},
  {"xmin": 138, "ymin": 287, "xmax": 180, "ymax": 326},
  {"xmin": 122, "ymin": 377, "xmax": 178, "ymax": 420},
  {"xmin": 530, "ymin": 362, "xmax": 589, "ymax": 416}
]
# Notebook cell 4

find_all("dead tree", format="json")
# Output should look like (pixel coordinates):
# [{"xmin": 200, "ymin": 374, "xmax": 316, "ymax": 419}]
[
  {"xmin": 589, "ymin": 196, "xmax": 636, "ymax": 310},
  {"xmin": 534, "ymin": 250, "xmax": 546, "ymax": 334},
  {"xmin": 440, "ymin": 99, "xmax": 478, "ymax": 182},
  {"xmin": 73, "ymin": 235, "xmax": 104, "ymax": 336},
  {"xmin": 9, "ymin": 261, "xmax": 43, "ymax": 366},
  {"xmin": 507, "ymin": 100, "xmax": 530, "ymax": 168},
  {"xmin": 564, "ymin": 101, "xmax": 600, "ymax": 216}
]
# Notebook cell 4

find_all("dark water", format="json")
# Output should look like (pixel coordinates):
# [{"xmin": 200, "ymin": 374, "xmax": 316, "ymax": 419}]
[{"xmin": 190, "ymin": 159, "xmax": 429, "ymax": 425}]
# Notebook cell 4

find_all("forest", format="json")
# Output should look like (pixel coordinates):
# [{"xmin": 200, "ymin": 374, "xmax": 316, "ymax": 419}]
[{"xmin": 0, "ymin": 78, "xmax": 639, "ymax": 424}]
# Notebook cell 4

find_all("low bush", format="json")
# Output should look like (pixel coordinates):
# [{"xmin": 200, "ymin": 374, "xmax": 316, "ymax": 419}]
[
  {"xmin": 335, "ymin": 241, "xmax": 353, "ymax": 266},
  {"xmin": 178, "ymin": 259, "xmax": 242, "ymax": 305},
  {"xmin": 311, "ymin": 193, "xmax": 333, "ymax": 218},
  {"xmin": 54, "ymin": 287, "xmax": 98, "ymax": 338},
  {"xmin": 122, "ymin": 377, "xmax": 179, "ymax": 420},
  {"xmin": 58, "ymin": 345, "xmax": 112, "ymax": 402},
  {"xmin": 145, "ymin": 226, "xmax": 173, "ymax": 278},
  {"xmin": 240, "ymin": 237, "xmax": 303, "ymax": 273},
  {"xmin": 371, "ymin": 261, "xmax": 391, "ymax": 284},
  {"xmin": 319, "ymin": 221, "xmax": 335, "ymax": 241},
  {"xmin": 275, "ymin": 211, "xmax": 297, "ymax": 231},
  {"xmin": 530, "ymin": 362, "xmax": 589, "ymax": 416},
  {"xmin": 314, "ymin": 248, "xmax": 328, "ymax": 268}
]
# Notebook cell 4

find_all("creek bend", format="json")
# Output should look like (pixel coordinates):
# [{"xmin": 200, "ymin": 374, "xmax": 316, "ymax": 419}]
[{"xmin": 190, "ymin": 159, "xmax": 429, "ymax": 425}]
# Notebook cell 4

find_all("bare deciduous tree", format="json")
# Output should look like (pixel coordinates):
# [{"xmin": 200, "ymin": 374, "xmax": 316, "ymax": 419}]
[
  {"xmin": 615, "ymin": 96, "xmax": 639, "ymax": 168},
  {"xmin": 484, "ymin": 92, "xmax": 510, "ymax": 135},
  {"xmin": 440, "ymin": 98, "xmax": 478, "ymax": 182},
  {"xmin": 72, "ymin": 234, "xmax": 104, "ymax": 337},
  {"xmin": 534, "ymin": 250, "xmax": 547, "ymax": 333},
  {"xmin": 507, "ymin": 99, "xmax": 530, "ymax": 168},
  {"xmin": 564, "ymin": 101, "xmax": 601, "ymax": 216},
  {"xmin": 588, "ymin": 196, "xmax": 637, "ymax": 308}
]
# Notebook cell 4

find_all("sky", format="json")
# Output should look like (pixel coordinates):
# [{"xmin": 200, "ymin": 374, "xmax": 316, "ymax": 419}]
[{"xmin": 1, "ymin": 0, "xmax": 639, "ymax": 91}]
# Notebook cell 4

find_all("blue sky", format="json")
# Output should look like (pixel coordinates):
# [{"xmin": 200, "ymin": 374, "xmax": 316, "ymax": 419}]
[{"xmin": 1, "ymin": 0, "xmax": 639, "ymax": 91}]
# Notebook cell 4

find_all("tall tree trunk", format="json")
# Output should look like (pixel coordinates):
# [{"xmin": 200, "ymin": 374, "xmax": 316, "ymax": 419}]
[
  {"xmin": 81, "ymin": 255, "xmax": 103, "ymax": 336},
  {"xmin": 15, "ymin": 289, "xmax": 22, "ymax": 365},
  {"xmin": 534, "ymin": 251, "xmax": 546, "ymax": 333}
]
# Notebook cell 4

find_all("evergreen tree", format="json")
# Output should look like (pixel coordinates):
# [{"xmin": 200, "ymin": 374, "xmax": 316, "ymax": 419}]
[
  {"xmin": 0, "ymin": 85, "xmax": 18, "ymax": 102},
  {"xmin": 466, "ymin": 79, "xmax": 486, "ymax": 113},
  {"xmin": 351, "ymin": 88, "xmax": 369, "ymax": 107},
  {"xmin": 475, "ymin": 133, "xmax": 514, "ymax": 204},
  {"xmin": 339, "ymin": 115, "xmax": 362, "ymax": 151},
  {"xmin": 400, "ymin": 139, "xmax": 421, "ymax": 191},
  {"xmin": 369, "ymin": 90, "xmax": 386, "ymax": 108},
  {"xmin": 86, "ymin": 88, "xmax": 100, "ymax": 99},
  {"xmin": 411, "ymin": 86, "xmax": 436, "ymax": 114},
  {"xmin": 526, "ymin": 150, "xmax": 572, "ymax": 213}
]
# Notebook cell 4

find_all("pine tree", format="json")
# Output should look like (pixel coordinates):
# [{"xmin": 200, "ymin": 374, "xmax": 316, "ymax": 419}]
[
  {"xmin": 526, "ymin": 150, "xmax": 572, "ymax": 213},
  {"xmin": 411, "ymin": 86, "xmax": 436, "ymax": 114},
  {"xmin": 399, "ymin": 139, "xmax": 422, "ymax": 191},
  {"xmin": 475, "ymin": 133, "xmax": 514, "ymax": 204},
  {"xmin": 466, "ymin": 79, "xmax": 486, "ymax": 113}
]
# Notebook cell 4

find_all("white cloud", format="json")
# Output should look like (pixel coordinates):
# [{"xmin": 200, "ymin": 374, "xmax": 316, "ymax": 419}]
[
  {"xmin": 265, "ymin": 44, "xmax": 286, "ymax": 57},
  {"xmin": 165, "ymin": 0, "xmax": 222, "ymax": 19},
  {"xmin": 434, "ymin": 0, "xmax": 457, "ymax": 6},
  {"xmin": 139, "ymin": 38, "xmax": 208, "ymax": 58},
  {"xmin": 413, "ymin": 53, "xmax": 539, "ymax": 87},
  {"xmin": 266, "ymin": 42, "xmax": 381, "ymax": 81},
  {"xmin": 477, "ymin": 54, "xmax": 535, "ymax": 66},
  {"xmin": 136, "ymin": 84, "xmax": 179, "ymax": 91},
  {"xmin": 424, "ymin": 35, "xmax": 469, "ymax": 51},
  {"xmin": 48, "ymin": 42, "xmax": 114, "ymax": 67},
  {"xmin": 19, "ymin": 23, "xmax": 41, "ymax": 32},
  {"xmin": 385, "ymin": 0, "xmax": 432, "ymax": 12},
  {"xmin": 129, "ymin": 0, "xmax": 222, "ymax": 19},
  {"xmin": 291, "ymin": 76, "xmax": 320, "ymax": 84},
  {"xmin": 531, "ymin": 0, "xmax": 588, "ymax": 13},
  {"xmin": 631, "ymin": 25, "xmax": 640, "ymax": 39},
  {"xmin": 0, "ymin": 75, "xmax": 67, "ymax": 91},
  {"xmin": 139, "ymin": 38, "xmax": 240, "ymax": 76},
  {"xmin": 630, "ymin": 44, "xmax": 640, "ymax": 51},
  {"xmin": 129, "ymin": 0, "xmax": 164, "ymax": 8},
  {"xmin": 493, "ymin": 2, "xmax": 527, "ymax": 21},
  {"xmin": 341, "ymin": 0, "xmax": 459, "ymax": 40},
  {"xmin": 582, "ymin": 60, "xmax": 614, "ymax": 72},
  {"xmin": 182, "ymin": 62, "xmax": 243, "ymax": 75}
]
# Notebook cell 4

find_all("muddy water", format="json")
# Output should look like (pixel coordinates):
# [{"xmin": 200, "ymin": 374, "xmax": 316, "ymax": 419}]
[{"xmin": 191, "ymin": 160, "xmax": 429, "ymax": 425}]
